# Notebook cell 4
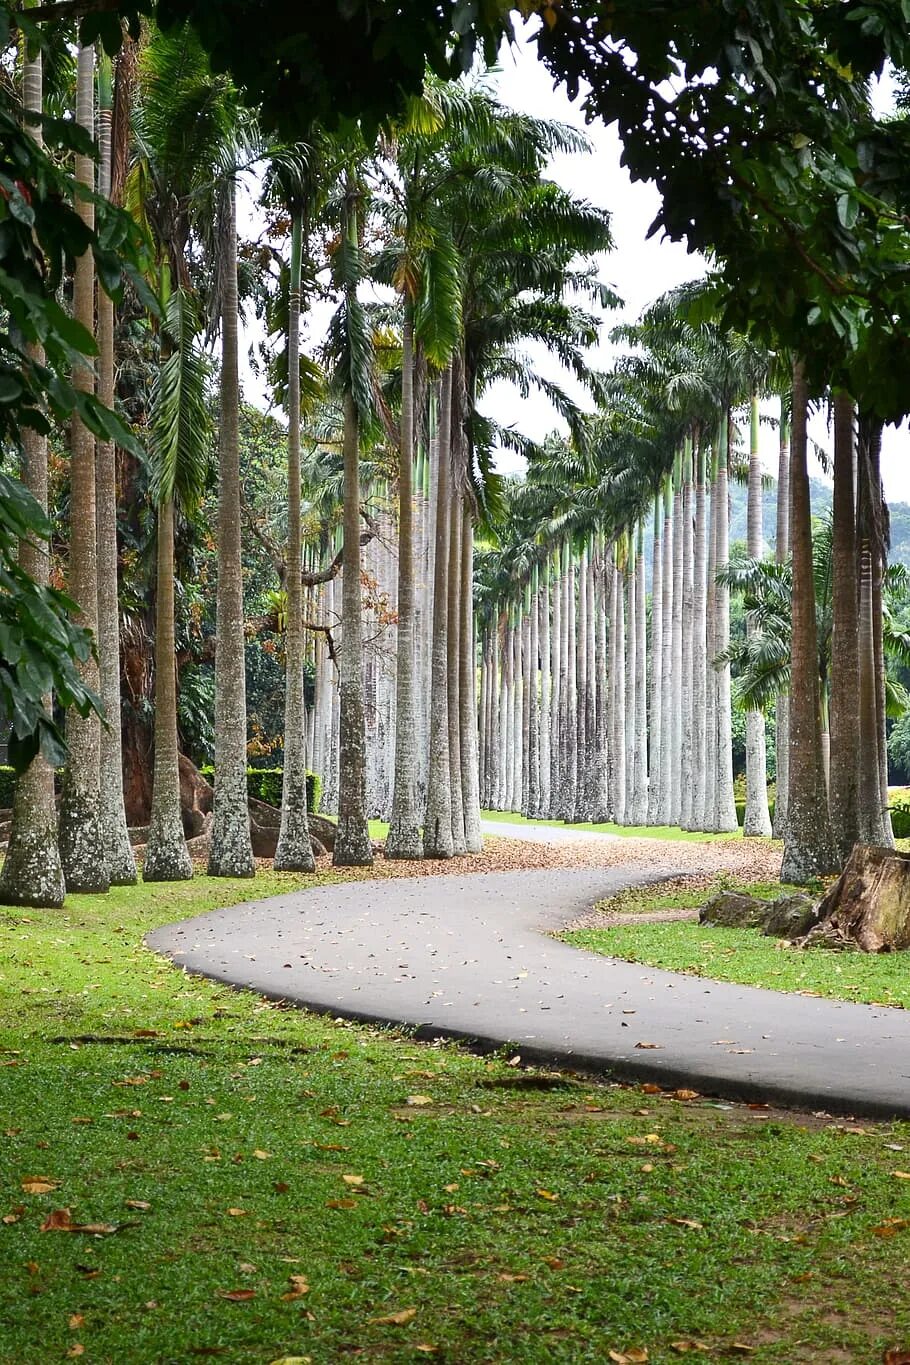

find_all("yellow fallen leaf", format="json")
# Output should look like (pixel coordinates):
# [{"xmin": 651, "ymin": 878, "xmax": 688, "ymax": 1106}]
[
  {"xmin": 667, "ymin": 1217, "xmax": 703, "ymax": 1230},
  {"xmin": 252, "ymin": 1149, "xmax": 271, "ymax": 1160},
  {"xmin": 609, "ymin": 1350, "xmax": 649, "ymax": 1364},
  {"xmin": 67, "ymin": 1347, "xmax": 84, "ymax": 1359},
  {"xmin": 22, "ymin": 1177, "xmax": 59, "ymax": 1195},
  {"xmin": 891, "ymin": 1171, "xmax": 910, "ymax": 1180},
  {"xmin": 674, "ymin": 1089, "xmax": 699, "ymax": 1101},
  {"xmin": 226, "ymin": 1208, "xmax": 247, "ymax": 1217},
  {"xmin": 536, "ymin": 1189, "xmax": 559, "ymax": 1201},
  {"xmin": 406, "ymin": 1095, "xmax": 433, "ymax": 1107},
  {"xmin": 413, "ymin": 1347, "xmax": 438, "ymax": 1356},
  {"xmin": 671, "ymin": 1344, "xmax": 710, "ymax": 1355},
  {"xmin": 371, "ymin": 1306, "xmax": 417, "ymax": 1326},
  {"xmin": 68, "ymin": 1315, "xmax": 84, "ymax": 1330},
  {"xmin": 497, "ymin": 1272, "xmax": 529, "ymax": 1282},
  {"xmin": 342, "ymin": 1174, "xmax": 365, "ymax": 1186},
  {"xmin": 269, "ymin": 1358, "xmax": 312, "ymax": 1365},
  {"xmin": 125, "ymin": 1200, "xmax": 150, "ymax": 1211}
]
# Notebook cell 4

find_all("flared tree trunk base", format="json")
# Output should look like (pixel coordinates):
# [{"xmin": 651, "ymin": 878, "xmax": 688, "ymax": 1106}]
[{"xmin": 803, "ymin": 843, "xmax": 910, "ymax": 951}]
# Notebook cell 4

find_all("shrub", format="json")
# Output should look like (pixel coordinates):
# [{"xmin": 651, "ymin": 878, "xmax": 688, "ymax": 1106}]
[
  {"xmin": 0, "ymin": 766, "xmax": 17, "ymax": 810},
  {"xmin": 889, "ymin": 799, "xmax": 910, "ymax": 839},
  {"xmin": 199, "ymin": 765, "xmax": 321, "ymax": 813}
]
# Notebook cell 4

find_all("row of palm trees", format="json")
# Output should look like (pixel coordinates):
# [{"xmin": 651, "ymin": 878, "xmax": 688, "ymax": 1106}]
[{"xmin": 2, "ymin": 21, "xmax": 901, "ymax": 906}]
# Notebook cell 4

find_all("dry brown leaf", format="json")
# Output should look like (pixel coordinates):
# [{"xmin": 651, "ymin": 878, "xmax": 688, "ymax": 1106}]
[
  {"xmin": 22, "ymin": 1177, "xmax": 59, "ymax": 1195},
  {"xmin": 269, "ymin": 1358, "xmax": 312, "ymax": 1365},
  {"xmin": 670, "ymin": 1343, "xmax": 710, "ymax": 1355},
  {"xmin": 40, "ymin": 1208, "xmax": 73, "ymax": 1232},
  {"xmin": 325, "ymin": 1198, "xmax": 357, "ymax": 1210},
  {"xmin": 67, "ymin": 1347, "xmax": 84, "ymax": 1359},
  {"xmin": 252, "ymin": 1149, "xmax": 271, "ymax": 1160},
  {"xmin": 891, "ymin": 1172, "xmax": 910, "ymax": 1180},
  {"xmin": 666, "ymin": 1217, "xmax": 703, "ymax": 1230},
  {"xmin": 2, "ymin": 1211, "xmax": 22, "ymax": 1224},
  {"xmin": 730, "ymin": 1345, "xmax": 756, "ymax": 1355},
  {"xmin": 406, "ymin": 1095, "xmax": 433, "ymax": 1107},
  {"xmin": 371, "ymin": 1306, "xmax": 417, "ymax": 1326},
  {"xmin": 497, "ymin": 1273, "xmax": 529, "ymax": 1282},
  {"xmin": 609, "ymin": 1350, "xmax": 649, "ymax": 1364},
  {"xmin": 873, "ymin": 1219, "xmax": 910, "ymax": 1237},
  {"xmin": 883, "ymin": 1349, "xmax": 910, "ymax": 1364},
  {"xmin": 281, "ymin": 1275, "xmax": 310, "ymax": 1301},
  {"xmin": 674, "ymin": 1089, "xmax": 699, "ymax": 1101},
  {"xmin": 634, "ymin": 1042, "xmax": 662, "ymax": 1050},
  {"xmin": 217, "ymin": 1288, "xmax": 256, "ymax": 1302},
  {"xmin": 413, "ymin": 1347, "xmax": 439, "ymax": 1356},
  {"xmin": 640, "ymin": 1084, "xmax": 662, "ymax": 1095},
  {"xmin": 543, "ymin": 1256, "xmax": 564, "ymax": 1270},
  {"xmin": 342, "ymin": 1174, "xmax": 364, "ymax": 1186},
  {"xmin": 125, "ymin": 1200, "xmax": 150, "ymax": 1211},
  {"xmin": 226, "ymin": 1208, "xmax": 247, "ymax": 1217},
  {"xmin": 68, "ymin": 1315, "xmax": 84, "ymax": 1330}
]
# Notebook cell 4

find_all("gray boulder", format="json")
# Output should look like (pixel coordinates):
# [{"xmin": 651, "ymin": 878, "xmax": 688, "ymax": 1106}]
[{"xmin": 699, "ymin": 891, "xmax": 769, "ymax": 928}]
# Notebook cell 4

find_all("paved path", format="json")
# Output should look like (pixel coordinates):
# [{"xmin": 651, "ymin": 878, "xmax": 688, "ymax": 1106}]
[
  {"xmin": 147, "ymin": 866, "xmax": 910, "ymax": 1121},
  {"xmin": 479, "ymin": 818, "xmax": 621, "ymax": 844}
]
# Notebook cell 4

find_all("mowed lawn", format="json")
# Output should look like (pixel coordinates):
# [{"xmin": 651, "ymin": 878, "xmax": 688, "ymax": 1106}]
[{"xmin": 0, "ymin": 869, "xmax": 909, "ymax": 1363}]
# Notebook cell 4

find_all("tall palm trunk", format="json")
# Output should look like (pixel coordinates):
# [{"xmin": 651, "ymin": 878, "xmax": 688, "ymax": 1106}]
[
  {"xmin": 744, "ymin": 394, "xmax": 773, "ymax": 837},
  {"xmin": 828, "ymin": 391, "xmax": 860, "ymax": 863},
  {"xmin": 857, "ymin": 415, "xmax": 892, "ymax": 846},
  {"xmin": 386, "ymin": 305, "xmax": 423, "ymax": 857},
  {"xmin": 611, "ymin": 554, "xmax": 626, "ymax": 823},
  {"xmin": 95, "ymin": 55, "xmax": 136, "ymax": 885},
  {"xmin": 647, "ymin": 497, "xmax": 662, "ymax": 824},
  {"xmin": 632, "ymin": 526, "xmax": 648, "ymax": 824},
  {"xmin": 623, "ymin": 543, "xmax": 636, "ymax": 824},
  {"xmin": 0, "ymin": 49, "xmax": 65, "ymax": 907},
  {"xmin": 538, "ymin": 558, "xmax": 551, "ymax": 818},
  {"xmin": 275, "ymin": 213, "xmax": 316, "ymax": 871},
  {"xmin": 583, "ymin": 540, "xmax": 599, "ymax": 816},
  {"xmin": 459, "ymin": 502, "xmax": 482, "ymax": 852},
  {"xmin": 144, "ymin": 498, "xmax": 193, "ymax": 880},
  {"xmin": 423, "ymin": 366, "xmax": 455, "ymax": 858},
  {"xmin": 549, "ymin": 549, "xmax": 562, "ymax": 818},
  {"xmin": 713, "ymin": 417, "xmax": 738, "ymax": 833},
  {"xmin": 526, "ymin": 565, "xmax": 541, "ymax": 821},
  {"xmin": 58, "ymin": 44, "xmax": 109, "ymax": 895},
  {"xmin": 563, "ymin": 543, "xmax": 578, "ymax": 820},
  {"xmin": 333, "ymin": 386, "xmax": 374, "ymax": 866},
  {"xmin": 590, "ymin": 541, "xmax": 610, "ymax": 822},
  {"xmin": 773, "ymin": 405, "xmax": 790, "ymax": 838},
  {"xmin": 657, "ymin": 480, "xmax": 674, "ymax": 825},
  {"xmin": 208, "ymin": 182, "xmax": 254, "ymax": 877},
  {"xmin": 781, "ymin": 360, "xmax": 837, "ymax": 883},
  {"xmin": 690, "ymin": 442, "xmax": 708, "ymax": 831},
  {"xmin": 669, "ymin": 464, "xmax": 684, "ymax": 824},
  {"xmin": 679, "ymin": 447, "xmax": 695, "ymax": 828},
  {"xmin": 703, "ymin": 449, "xmax": 718, "ymax": 830},
  {"xmin": 575, "ymin": 544, "xmax": 588, "ymax": 819},
  {"xmin": 447, "ymin": 489, "xmax": 466, "ymax": 853}
]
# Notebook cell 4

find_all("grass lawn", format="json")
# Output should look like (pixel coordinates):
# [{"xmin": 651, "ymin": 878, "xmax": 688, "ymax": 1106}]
[
  {"xmin": 563, "ymin": 879, "xmax": 910, "ymax": 1010},
  {"xmin": 1, "ymin": 871, "xmax": 909, "ymax": 1363},
  {"xmin": 480, "ymin": 809, "xmax": 744, "ymax": 843}
]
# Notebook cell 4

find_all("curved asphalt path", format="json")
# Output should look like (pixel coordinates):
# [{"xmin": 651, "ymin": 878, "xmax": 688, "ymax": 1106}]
[{"xmin": 147, "ymin": 861, "xmax": 910, "ymax": 1121}]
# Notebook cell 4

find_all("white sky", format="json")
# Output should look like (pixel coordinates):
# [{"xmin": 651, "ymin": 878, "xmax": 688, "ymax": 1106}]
[{"xmin": 240, "ymin": 23, "xmax": 910, "ymax": 504}]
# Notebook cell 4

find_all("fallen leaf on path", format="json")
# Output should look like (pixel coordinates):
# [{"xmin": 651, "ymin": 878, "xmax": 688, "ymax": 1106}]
[
  {"xmin": 674, "ymin": 1089, "xmax": 700, "ymax": 1101},
  {"xmin": 370, "ymin": 1306, "xmax": 417, "ymax": 1326},
  {"xmin": 634, "ymin": 1042, "xmax": 662, "ymax": 1050}
]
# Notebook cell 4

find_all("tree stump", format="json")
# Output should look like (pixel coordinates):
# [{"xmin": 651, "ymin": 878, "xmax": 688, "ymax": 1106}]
[{"xmin": 802, "ymin": 844, "xmax": 910, "ymax": 952}]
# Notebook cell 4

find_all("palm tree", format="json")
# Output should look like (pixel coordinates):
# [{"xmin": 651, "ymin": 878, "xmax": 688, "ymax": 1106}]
[
  {"xmin": 773, "ymin": 400, "xmax": 791, "ymax": 837},
  {"xmin": 144, "ymin": 292, "xmax": 211, "ymax": 881},
  {"xmin": 423, "ymin": 365, "xmax": 455, "ymax": 857},
  {"xmin": 0, "ymin": 46, "xmax": 66, "ymax": 908},
  {"xmin": 95, "ymin": 49, "xmax": 137, "ymax": 885},
  {"xmin": 274, "ymin": 178, "xmax": 317, "ymax": 872},
  {"xmin": 828, "ymin": 391, "xmax": 861, "ymax": 862},
  {"xmin": 743, "ymin": 393, "xmax": 772, "ymax": 837},
  {"xmin": 58, "ymin": 43, "xmax": 109, "ymax": 895}
]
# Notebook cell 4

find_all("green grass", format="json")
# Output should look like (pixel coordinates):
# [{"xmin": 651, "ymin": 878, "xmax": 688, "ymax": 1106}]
[
  {"xmin": 564, "ymin": 879, "xmax": 910, "ymax": 1010},
  {"xmin": 1, "ymin": 873, "xmax": 909, "ymax": 1363},
  {"xmin": 480, "ymin": 809, "xmax": 746, "ymax": 842}
]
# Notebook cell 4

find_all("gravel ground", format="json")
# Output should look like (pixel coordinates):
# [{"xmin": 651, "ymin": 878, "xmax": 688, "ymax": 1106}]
[{"xmin": 246, "ymin": 828, "xmax": 785, "ymax": 891}]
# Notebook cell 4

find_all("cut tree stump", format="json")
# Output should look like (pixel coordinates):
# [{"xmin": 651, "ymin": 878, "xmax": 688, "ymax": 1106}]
[{"xmin": 802, "ymin": 843, "xmax": 910, "ymax": 952}]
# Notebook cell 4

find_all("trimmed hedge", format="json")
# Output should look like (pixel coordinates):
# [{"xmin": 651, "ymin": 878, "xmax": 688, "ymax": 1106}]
[{"xmin": 199, "ymin": 765, "xmax": 322, "ymax": 813}]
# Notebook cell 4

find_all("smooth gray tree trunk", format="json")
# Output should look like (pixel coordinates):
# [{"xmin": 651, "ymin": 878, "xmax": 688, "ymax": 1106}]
[{"xmin": 744, "ymin": 395, "xmax": 773, "ymax": 837}]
